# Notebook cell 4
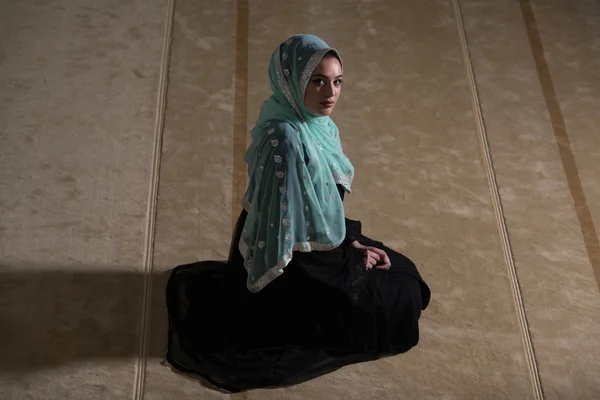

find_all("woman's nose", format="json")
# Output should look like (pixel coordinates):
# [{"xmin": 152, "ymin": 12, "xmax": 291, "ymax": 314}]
[{"xmin": 324, "ymin": 83, "xmax": 334, "ymax": 97}]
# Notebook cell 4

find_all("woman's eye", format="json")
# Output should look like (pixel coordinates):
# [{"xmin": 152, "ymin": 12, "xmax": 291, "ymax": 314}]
[
  {"xmin": 334, "ymin": 80, "xmax": 343, "ymax": 86},
  {"xmin": 312, "ymin": 79, "xmax": 325, "ymax": 85}
]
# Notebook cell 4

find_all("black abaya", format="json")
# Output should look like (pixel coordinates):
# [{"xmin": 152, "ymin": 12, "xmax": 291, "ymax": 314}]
[{"xmin": 166, "ymin": 186, "xmax": 431, "ymax": 392}]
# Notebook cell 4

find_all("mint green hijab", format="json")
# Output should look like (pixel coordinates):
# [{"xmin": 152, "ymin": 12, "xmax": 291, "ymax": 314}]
[{"xmin": 240, "ymin": 34, "xmax": 354, "ymax": 292}]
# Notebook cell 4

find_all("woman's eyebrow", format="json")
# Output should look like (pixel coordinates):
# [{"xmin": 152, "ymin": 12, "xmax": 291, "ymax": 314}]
[{"xmin": 311, "ymin": 73, "xmax": 343, "ymax": 79}]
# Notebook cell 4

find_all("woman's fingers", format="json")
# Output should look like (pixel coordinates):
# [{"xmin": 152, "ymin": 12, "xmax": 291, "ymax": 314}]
[
  {"xmin": 383, "ymin": 253, "xmax": 391, "ymax": 266},
  {"xmin": 369, "ymin": 251, "xmax": 381, "ymax": 262},
  {"xmin": 365, "ymin": 248, "xmax": 390, "ymax": 270},
  {"xmin": 369, "ymin": 247, "xmax": 390, "ymax": 264},
  {"xmin": 366, "ymin": 247, "xmax": 392, "ymax": 270},
  {"xmin": 375, "ymin": 262, "xmax": 391, "ymax": 270},
  {"xmin": 365, "ymin": 253, "xmax": 377, "ymax": 269},
  {"xmin": 369, "ymin": 247, "xmax": 386, "ymax": 258}
]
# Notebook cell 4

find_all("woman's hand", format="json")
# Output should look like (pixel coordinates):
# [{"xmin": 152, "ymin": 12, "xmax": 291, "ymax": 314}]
[{"xmin": 351, "ymin": 241, "xmax": 391, "ymax": 270}]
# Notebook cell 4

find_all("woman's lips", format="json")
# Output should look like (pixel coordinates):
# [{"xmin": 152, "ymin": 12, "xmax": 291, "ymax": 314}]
[{"xmin": 320, "ymin": 101, "xmax": 334, "ymax": 108}]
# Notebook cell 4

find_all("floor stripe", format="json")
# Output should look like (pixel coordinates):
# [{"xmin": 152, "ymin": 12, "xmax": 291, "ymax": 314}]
[
  {"xmin": 232, "ymin": 0, "xmax": 250, "ymax": 232},
  {"xmin": 230, "ymin": 1, "xmax": 249, "ymax": 399},
  {"xmin": 132, "ymin": 1, "xmax": 176, "ymax": 399},
  {"xmin": 451, "ymin": 1, "xmax": 545, "ymax": 399},
  {"xmin": 519, "ymin": 0, "xmax": 600, "ymax": 294}
]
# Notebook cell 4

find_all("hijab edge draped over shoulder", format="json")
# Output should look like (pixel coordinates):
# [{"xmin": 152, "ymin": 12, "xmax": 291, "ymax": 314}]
[{"xmin": 240, "ymin": 34, "xmax": 354, "ymax": 293}]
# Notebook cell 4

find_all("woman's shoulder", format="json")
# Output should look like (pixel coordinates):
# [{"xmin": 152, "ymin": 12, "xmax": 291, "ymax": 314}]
[
  {"xmin": 258, "ymin": 120, "xmax": 302, "ymax": 148},
  {"xmin": 261, "ymin": 120, "xmax": 299, "ymax": 136}
]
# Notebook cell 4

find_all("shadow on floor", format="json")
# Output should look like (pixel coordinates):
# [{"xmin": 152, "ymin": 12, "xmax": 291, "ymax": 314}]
[{"xmin": 0, "ymin": 261, "xmax": 188, "ymax": 373}]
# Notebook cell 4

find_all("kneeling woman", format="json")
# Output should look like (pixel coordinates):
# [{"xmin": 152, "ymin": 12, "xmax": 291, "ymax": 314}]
[{"xmin": 166, "ymin": 34, "xmax": 431, "ymax": 393}]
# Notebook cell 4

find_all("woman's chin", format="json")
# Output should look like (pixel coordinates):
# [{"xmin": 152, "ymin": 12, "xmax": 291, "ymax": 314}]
[{"xmin": 316, "ymin": 107, "xmax": 334, "ymax": 117}]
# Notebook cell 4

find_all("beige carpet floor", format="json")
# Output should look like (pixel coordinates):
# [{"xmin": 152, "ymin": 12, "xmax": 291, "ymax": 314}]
[{"xmin": 1, "ymin": 0, "xmax": 599, "ymax": 399}]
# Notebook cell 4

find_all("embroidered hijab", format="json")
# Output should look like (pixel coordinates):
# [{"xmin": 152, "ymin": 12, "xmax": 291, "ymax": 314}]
[{"xmin": 240, "ymin": 34, "xmax": 354, "ymax": 292}]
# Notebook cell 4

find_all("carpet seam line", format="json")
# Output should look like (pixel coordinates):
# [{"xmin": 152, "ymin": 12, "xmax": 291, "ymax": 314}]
[
  {"xmin": 132, "ymin": 1, "xmax": 176, "ymax": 399},
  {"xmin": 452, "ymin": 1, "xmax": 544, "ymax": 399}
]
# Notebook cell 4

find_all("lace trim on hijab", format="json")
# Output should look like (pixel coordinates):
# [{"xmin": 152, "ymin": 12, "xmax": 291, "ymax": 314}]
[
  {"xmin": 333, "ymin": 172, "xmax": 353, "ymax": 192},
  {"xmin": 239, "ymin": 236, "xmax": 344, "ymax": 293},
  {"xmin": 274, "ymin": 47, "xmax": 304, "ymax": 120}
]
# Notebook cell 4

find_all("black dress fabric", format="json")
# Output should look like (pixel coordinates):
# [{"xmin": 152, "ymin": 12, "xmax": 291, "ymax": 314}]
[{"xmin": 166, "ymin": 186, "xmax": 431, "ymax": 392}]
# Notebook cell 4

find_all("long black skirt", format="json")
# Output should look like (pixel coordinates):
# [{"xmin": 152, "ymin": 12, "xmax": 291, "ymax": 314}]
[{"xmin": 166, "ymin": 210, "xmax": 431, "ymax": 392}]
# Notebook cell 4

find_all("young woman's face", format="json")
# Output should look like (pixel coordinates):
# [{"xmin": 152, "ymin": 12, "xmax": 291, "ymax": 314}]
[{"xmin": 303, "ymin": 55, "xmax": 343, "ymax": 117}]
